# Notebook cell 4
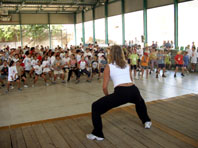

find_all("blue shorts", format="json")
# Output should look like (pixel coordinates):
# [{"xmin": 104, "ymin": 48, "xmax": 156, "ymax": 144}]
[
  {"xmin": 176, "ymin": 64, "xmax": 184, "ymax": 67},
  {"xmin": 158, "ymin": 64, "xmax": 165, "ymax": 69}
]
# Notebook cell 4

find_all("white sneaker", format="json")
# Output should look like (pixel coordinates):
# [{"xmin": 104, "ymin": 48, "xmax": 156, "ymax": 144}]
[
  {"xmin": 45, "ymin": 83, "xmax": 49, "ymax": 86},
  {"xmin": 24, "ymin": 85, "xmax": 28, "ymax": 88},
  {"xmin": 144, "ymin": 121, "xmax": 152, "ymax": 129},
  {"xmin": 86, "ymin": 134, "xmax": 104, "ymax": 141},
  {"xmin": 10, "ymin": 86, "xmax": 14, "ymax": 89}
]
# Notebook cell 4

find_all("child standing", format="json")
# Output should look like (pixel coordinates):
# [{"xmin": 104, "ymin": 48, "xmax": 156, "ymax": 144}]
[
  {"xmin": 174, "ymin": 51, "xmax": 185, "ymax": 77},
  {"xmin": 156, "ymin": 50, "xmax": 166, "ymax": 78},
  {"xmin": 129, "ymin": 50, "xmax": 139, "ymax": 79},
  {"xmin": 7, "ymin": 61, "xmax": 21, "ymax": 92},
  {"xmin": 0, "ymin": 60, "xmax": 8, "ymax": 87},
  {"xmin": 183, "ymin": 51, "xmax": 190, "ymax": 73},
  {"xmin": 190, "ymin": 47, "xmax": 197, "ymax": 72},
  {"xmin": 164, "ymin": 50, "xmax": 171, "ymax": 70},
  {"xmin": 149, "ymin": 48, "xmax": 157, "ymax": 74},
  {"xmin": 141, "ymin": 53, "xmax": 149, "ymax": 79}
]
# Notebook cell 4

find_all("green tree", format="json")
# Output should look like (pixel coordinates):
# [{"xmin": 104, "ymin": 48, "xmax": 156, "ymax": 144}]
[{"xmin": 0, "ymin": 25, "xmax": 20, "ymax": 42}]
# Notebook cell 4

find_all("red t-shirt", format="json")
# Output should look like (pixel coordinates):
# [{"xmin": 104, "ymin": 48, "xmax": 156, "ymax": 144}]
[
  {"xmin": 175, "ymin": 54, "xmax": 183, "ymax": 65},
  {"xmin": 37, "ymin": 56, "xmax": 42, "ymax": 61}
]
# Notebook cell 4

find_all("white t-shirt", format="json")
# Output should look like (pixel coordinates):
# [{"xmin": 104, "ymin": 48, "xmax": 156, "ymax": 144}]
[
  {"xmin": 76, "ymin": 54, "xmax": 81, "ymax": 62},
  {"xmin": 8, "ymin": 66, "xmax": 18, "ymax": 81},
  {"xmin": 187, "ymin": 48, "xmax": 192, "ymax": 56},
  {"xmin": 190, "ymin": 51, "xmax": 198, "ymax": 63},
  {"xmin": 92, "ymin": 61, "xmax": 98, "ymax": 69},
  {"xmin": 42, "ymin": 60, "xmax": 51, "ymax": 73},
  {"xmin": 50, "ymin": 56, "xmax": 56, "ymax": 69},
  {"xmin": 23, "ymin": 57, "xmax": 32, "ymax": 71},
  {"xmin": 137, "ymin": 48, "xmax": 143, "ymax": 58},
  {"xmin": 60, "ymin": 53, "xmax": 65, "ymax": 59},
  {"xmin": 79, "ymin": 60, "xmax": 87, "ymax": 70},
  {"xmin": 62, "ymin": 57, "xmax": 70, "ymax": 68},
  {"xmin": 33, "ymin": 65, "xmax": 43, "ymax": 75},
  {"xmin": 98, "ymin": 53, "xmax": 104, "ymax": 59},
  {"xmin": 84, "ymin": 52, "xmax": 92, "ymax": 58},
  {"xmin": 31, "ymin": 59, "xmax": 38, "ymax": 67}
]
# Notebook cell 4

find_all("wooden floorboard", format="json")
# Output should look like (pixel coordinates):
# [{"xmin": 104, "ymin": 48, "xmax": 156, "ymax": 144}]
[
  {"xmin": 0, "ymin": 129, "xmax": 11, "ymax": 148},
  {"xmin": 121, "ymin": 107, "xmax": 195, "ymax": 148},
  {"xmin": 73, "ymin": 116, "xmax": 116, "ymax": 148},
  {"xmin": 31, "ymin": 124, "xmax": 54, "ymax": 148},
  {"xmin": 43, "ymin": 122, "xmax": 70, "ymax": 148},
  {"xmin": 0, "ymin": 94, "xmax": 198, "ymax": 148}
]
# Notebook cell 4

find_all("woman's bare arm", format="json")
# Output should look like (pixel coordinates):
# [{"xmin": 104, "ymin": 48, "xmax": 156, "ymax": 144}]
[{"xmin": 103, "ymin": 65, "xmax": 110, "ymax": 96}]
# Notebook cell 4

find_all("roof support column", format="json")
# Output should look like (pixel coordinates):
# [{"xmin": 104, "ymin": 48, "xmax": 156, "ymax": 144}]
[
  {"xmin": 121, "ymin": 0, "xmax": 125, "ymax": 46},
  {"xmin": 143, "ymin": 0, "xmax": 148, "ymax": 47},
  {"xmin": 174, "ymin": 0, "xmax": 179, "ymax": 49},
  {"xmin": 82, "ymin": 11, "xmax": 85, "ymax": 45},
  {"xmin": 105, "ymin": 0, "xmax": 109, "ymax": 45},
  {"xmin": 48, "ymin": 13, "xmax": 52, "ymax": 49},
  {"xmin": 19, "ymin": 13, "xmax": 23, "ymax": 48},
  {"xmin": 74, "ymin": 13, "xmax": 77, "ymax": 45},
  {"xmin": 92, "ymin": 7, "xmax": 96, "ymax": 44}
]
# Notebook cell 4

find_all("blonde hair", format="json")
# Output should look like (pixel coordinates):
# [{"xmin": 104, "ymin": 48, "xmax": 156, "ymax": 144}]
[{"xmin": 109, "ymin": 45, "xmax": 127, "ymax": 69}]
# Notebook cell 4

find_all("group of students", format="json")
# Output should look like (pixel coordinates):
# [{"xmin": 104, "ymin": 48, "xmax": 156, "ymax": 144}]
[
  {"xmin": 126, "ymin": 44, "xmax": 197, "ymax": 79},
  {"xmin": 0, "ymin": 44, "xmax": 108, "ymax": 92},
  {"xmin": 0, "ymin": 42, "xmax": 197, "ymax": 92}
]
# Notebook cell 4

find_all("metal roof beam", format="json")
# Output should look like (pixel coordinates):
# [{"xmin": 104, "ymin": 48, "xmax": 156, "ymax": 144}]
[{"xmin": 2, "ymin": 1, "xmax": 96, "ymax": 6}]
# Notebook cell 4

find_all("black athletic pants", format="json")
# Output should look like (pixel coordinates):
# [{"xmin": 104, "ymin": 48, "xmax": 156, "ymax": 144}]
[
  {"xmin": 67, "ymin": 69, "xmax": 79, "ymax": 81},
  {"xmin": 91, "ymin": 85, "xmax": 151, "ymax": 138},
  {"xmin": 79, "ymin": 69, "xmax": 91, "ymax": 77}
]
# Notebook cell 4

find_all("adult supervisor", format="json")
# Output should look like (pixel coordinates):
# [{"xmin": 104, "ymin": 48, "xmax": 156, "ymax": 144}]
[{"xmin": 87, "ymin": 45, "xmax": 152, "ymax": 141}]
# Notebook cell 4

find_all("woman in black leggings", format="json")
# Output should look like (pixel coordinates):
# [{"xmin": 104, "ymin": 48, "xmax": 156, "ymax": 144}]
[{"xmin": 87, "ymin": 45, "xmax": 151, "ymax": 141}]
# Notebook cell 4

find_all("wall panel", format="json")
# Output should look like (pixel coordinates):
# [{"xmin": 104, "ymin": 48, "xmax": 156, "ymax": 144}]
[
  {"xmin": 0, "ymin": 14, "xmax": 19, "ymax": 25},
  {"xmin": 76, "ymin": 12, "xmax": 82, "ymax": 23},
  {"xmin": 50, "ymin": 14, "xmax": 74, "ymax": 24},
  {"xmin": 21, "ymin": 14, "xmax": 48, "ymax": 24},
  {"xmin": 95, "ymin": 6, "xmax": 105, "ymax": 20},
  {"xmin": 85, "ymin": 10, "xmax": 92, "ymax": 22},
  {"xmin": 147, "ymin": 0, "xmax": 173, "ymax": 9},
  {"xmin": 125, "ymin": 0, "xmax": 143, "ymax": 13},
  {"xmin": 108, "ymin": 1, "xmax": 121, "ymax": 17}
]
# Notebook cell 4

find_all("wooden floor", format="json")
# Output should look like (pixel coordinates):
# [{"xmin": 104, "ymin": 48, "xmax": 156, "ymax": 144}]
[{"xmin": 0, "ymin": 94, "xmax": 198, "ymax": 148}]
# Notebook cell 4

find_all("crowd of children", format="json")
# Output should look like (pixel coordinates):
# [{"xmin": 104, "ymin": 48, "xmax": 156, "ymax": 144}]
[
  {"xmin": 0, "ymin": 41, "xmax": 197, "ymax": 93},
  {"xmin": 0, "ymin": 44, "xmax": 108, "ymax": 92},
  {"xmin": 127, "ymin": 43, "xmax": 197, "ymax": 80}
]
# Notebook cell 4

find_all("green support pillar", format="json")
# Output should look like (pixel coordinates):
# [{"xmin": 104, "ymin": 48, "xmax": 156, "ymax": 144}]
[
  {"xmin": 74, "ymin": 13, "xmax": 77, "ymax": 45},
  {"xmin": 121, "ymin": 0, "xmax": 125, "ymax": 46},
  {"xmin": 19, "ymin": 13, "xmax": 23, "ymax": 48},
  {"xmin": 48, "ymin": 13, "xmax": 52, "ymax": 49},
  {"xmin": 92, "ymin": 7, "xmax": 96, "ymax": 44},
  {"xmin": 105, "ymin": 0, "xmax": 109, "ymax": 45},
  {"xmin": 82, "ymin": 11, "xmax": 85, "ymax": 45},
  {"xmin": 143, "ymin": 0, "xmax": 148, "ymax": 47},
  {"xmin": 174, "ymin": 0, "xmax": 179, "ymax": 49}
]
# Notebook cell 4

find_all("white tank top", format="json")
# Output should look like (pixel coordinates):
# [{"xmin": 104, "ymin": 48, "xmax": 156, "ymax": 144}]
[{"xmin": 109, "ymin": 63, "xmax": 132, "ymax": 88}]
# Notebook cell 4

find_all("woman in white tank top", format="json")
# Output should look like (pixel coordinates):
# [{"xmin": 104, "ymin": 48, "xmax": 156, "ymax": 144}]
[{"xmin": 87, "ymin": 45, "xmax": 152, "ymax": 141}]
